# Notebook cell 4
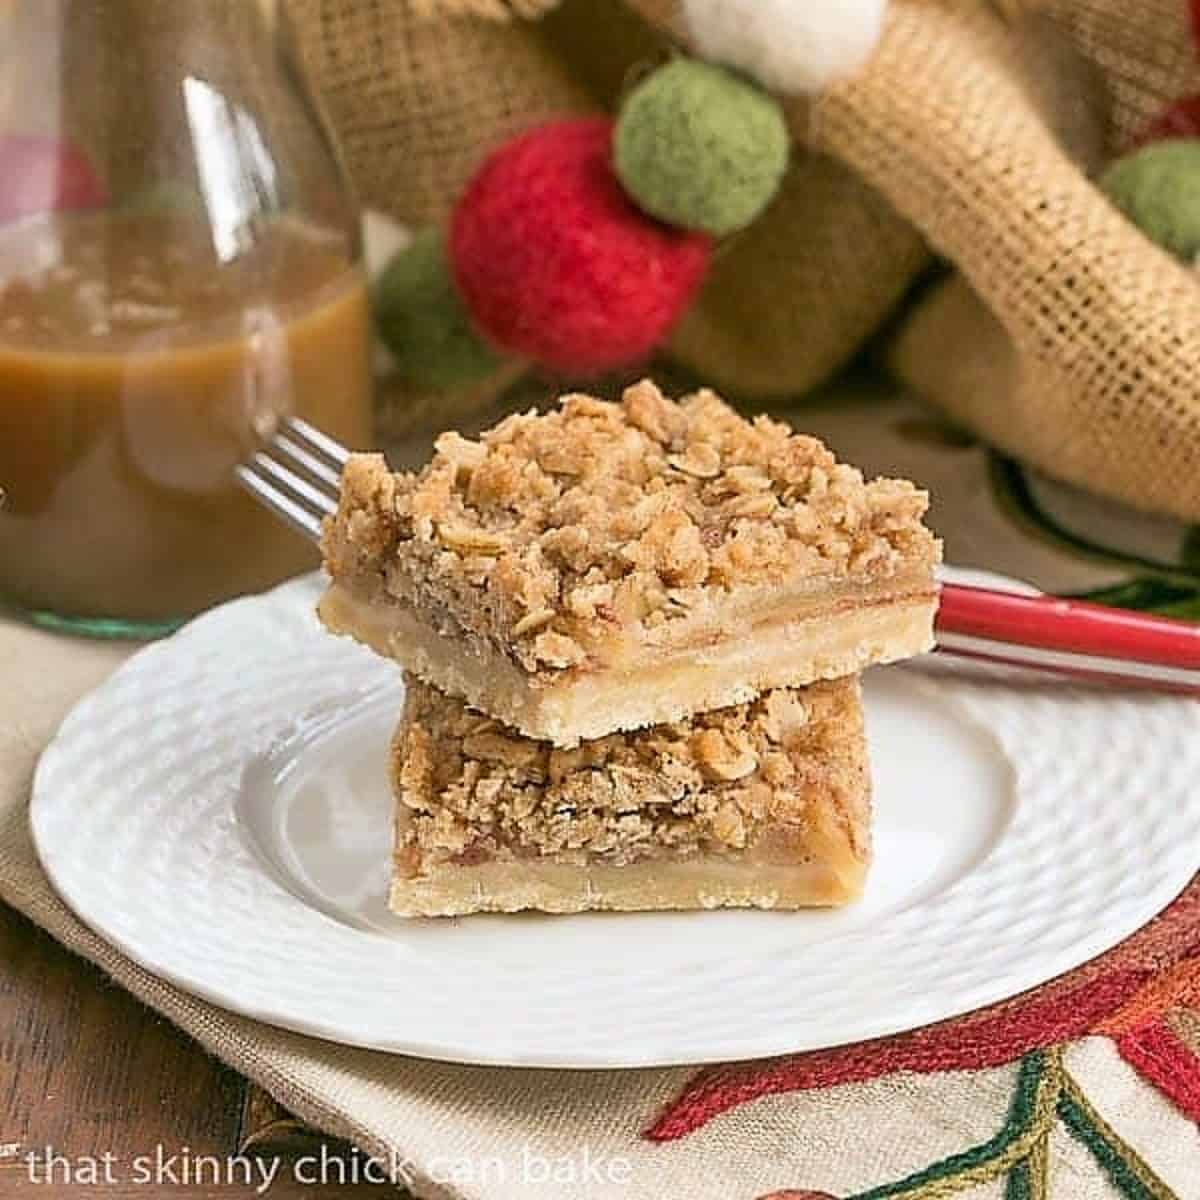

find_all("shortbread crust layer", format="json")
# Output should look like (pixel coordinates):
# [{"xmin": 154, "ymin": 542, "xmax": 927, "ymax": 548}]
[
  {"xmin": 321, "ymin": 578, "xmax": 931, "ymax": 745},
  {"xmin": 389, "ymin": 675, "xmax": 870, "ymax": 916},
  {"xmin": 389, "ymin": 857, "xmax": 864, "ymax": 916}
]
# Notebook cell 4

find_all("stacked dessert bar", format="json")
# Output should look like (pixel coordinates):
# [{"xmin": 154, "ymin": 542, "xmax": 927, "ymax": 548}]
[{"xmin": 320, "ymin": 381, "xmax": 940, "ymax": 916}]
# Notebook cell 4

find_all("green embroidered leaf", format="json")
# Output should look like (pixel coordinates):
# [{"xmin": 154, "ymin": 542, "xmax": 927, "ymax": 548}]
[
  {"xmin": 988, "ymin": 457, "xmax": 1200, "ymax": 585},
  {"xmin": 1057, "ymin": 1075, "xmax": 1179, "ymax": 1200},
  {"xmin": 1006, "ymin": 1160, "xmax": 1034, "ymax": 1200},
  {"xmin": 1005, "ymin": 1131, "xmax": 1048, "ymax": 1200},
  {"xmin": 1182, "ymin": 527, "xmax": 1200, "ymax": 570},
  {"xmin": 847, "ymin": 1052, "xmax": 1058, "ymax": 1200},
  {"xmin": 1074, "ymin": 578, "xmax": 1200, "ymax": 620}
]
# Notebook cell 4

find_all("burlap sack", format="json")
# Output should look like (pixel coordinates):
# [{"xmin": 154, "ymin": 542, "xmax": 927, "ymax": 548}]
[
  {"xmin": 666, "ymin": 151, "xmax": 928, "ymax": 398},
  {"xmin": 284, "ymin": 1, "xmax": 590, "ymax": 228},
  {"xmin": 822, "ymin": 0, "xmax": 1200, "ymax": 522},
  {"xmin": 289, "ymin": 0, "xmax": 1200, "ymax": 521},
  {"xmin": 632, "ymin": 0, "xmax": 1200, "ymax": 521}
]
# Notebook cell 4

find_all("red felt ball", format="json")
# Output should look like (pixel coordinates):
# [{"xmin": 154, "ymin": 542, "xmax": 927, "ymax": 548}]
[
  {"xmin": 0, "ymin": 135, "xmax": 106, "ymax": 224},
  {"xmin": 1138, "ymin": 94, "xmax": 1200, "ymax": 145},
  {"xmin": 449, "ymin": 117, "xmax": 710, "ymax": 373}
]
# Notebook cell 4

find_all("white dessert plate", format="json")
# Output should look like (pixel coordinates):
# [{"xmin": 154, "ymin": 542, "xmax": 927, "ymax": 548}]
[{"xmin": 32, "ymin": 575, "xmax": 1200, "ymax": 1069}]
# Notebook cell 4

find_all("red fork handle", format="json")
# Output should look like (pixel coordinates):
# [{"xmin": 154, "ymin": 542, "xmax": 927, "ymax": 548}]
[{"xmin": 936, "ymin": 584, "xmax": 1200, "ymax": 670}]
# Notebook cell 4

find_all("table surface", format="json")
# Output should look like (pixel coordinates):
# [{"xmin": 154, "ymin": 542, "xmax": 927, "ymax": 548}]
[{"xmin": 1, "ymin": 902, "xmax": 404, "ymax": 1198}]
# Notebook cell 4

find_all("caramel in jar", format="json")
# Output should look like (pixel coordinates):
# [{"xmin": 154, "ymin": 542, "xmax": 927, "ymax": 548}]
[{"xmin": 0, "ymin": 211, "xmax": 373, "ymax": 627}]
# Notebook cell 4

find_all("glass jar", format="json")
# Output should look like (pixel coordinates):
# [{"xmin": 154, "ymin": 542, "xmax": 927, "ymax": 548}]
[{"xmin": 0, "ymin": 0, "xmax": 374, "ymax": 636}]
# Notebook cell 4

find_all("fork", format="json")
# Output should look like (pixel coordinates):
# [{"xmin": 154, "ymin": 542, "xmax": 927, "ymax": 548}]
[
  {"xmin": 239, "ymin": 417, "xmax": 1200, "ymax": 698},
  {"xmin": 237, "ymin": 415, "xmax": 348, "ymax": 542}
]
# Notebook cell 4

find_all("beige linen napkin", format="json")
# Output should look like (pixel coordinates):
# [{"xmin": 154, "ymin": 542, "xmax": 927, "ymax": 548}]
[
  {"xmin": 5, "ymin": 611, "xmax": 1198, "ymax": 1200},
  {"xmin": 1, "ymin": 616, "xmax": 908, "ymax": 1200}
]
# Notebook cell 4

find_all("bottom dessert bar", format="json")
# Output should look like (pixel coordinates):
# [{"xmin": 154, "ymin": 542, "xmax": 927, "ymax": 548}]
[{"xmin": 389, "ymin": 674, "xmax": 871, "ymax": 916}]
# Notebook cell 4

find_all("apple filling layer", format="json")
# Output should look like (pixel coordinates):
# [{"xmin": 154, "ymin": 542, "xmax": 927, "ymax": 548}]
[
  {"xmin": 389, "ymin": 674, "xmax": 870, "ymax": 917},
  {"xmin": 322, "ymin": 577, "xmax": 932, "ymax": 745}
]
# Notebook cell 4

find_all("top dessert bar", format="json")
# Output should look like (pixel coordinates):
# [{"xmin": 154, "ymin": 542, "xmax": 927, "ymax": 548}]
[{"xmin": 320, "ymin": 380, "xmax": 940, "ymax": 745}]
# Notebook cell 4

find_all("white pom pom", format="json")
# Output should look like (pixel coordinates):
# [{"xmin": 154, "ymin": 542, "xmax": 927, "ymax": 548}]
[{"xmin": 682, "ymin": 0, "xmax": 887, "ymax": 94}]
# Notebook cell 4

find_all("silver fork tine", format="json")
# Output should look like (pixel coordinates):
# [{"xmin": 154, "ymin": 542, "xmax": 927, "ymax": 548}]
[
  {"xmin": 285, "ymin": 416, "xmax": 351, "ymax": 469},
  {"xmin": 236, "ymin": 418, "xmax": 351, "ymax": 543},
  {"xmin": 235, "ymin": 462, "xmax": 325, "ymax": 542},
  {"xmin": 248, "ymin": 451, "xmax": 337, "ymax": 516},
  {"xmin": 272, "ymin": 432, "xmax": 343, "ymax": 491}
]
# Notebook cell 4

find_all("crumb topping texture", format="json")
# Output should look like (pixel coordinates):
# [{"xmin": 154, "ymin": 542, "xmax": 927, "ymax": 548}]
[
  {"xmin": 323, "ymin": 380, "xmax": 937, "ymax": 675},
  {"xmin": 392, "ymin": 675, "xmax": 868, "ymax": 873}
]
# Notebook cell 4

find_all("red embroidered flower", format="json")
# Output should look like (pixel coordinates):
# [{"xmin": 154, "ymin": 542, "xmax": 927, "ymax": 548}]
[{"xmin": 647, "ymin": 880, "xmax": 1200, "ymax": 1143}]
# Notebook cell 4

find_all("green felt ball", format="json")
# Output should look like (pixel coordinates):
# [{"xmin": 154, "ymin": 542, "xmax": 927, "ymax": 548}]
[
  {"xmin": 1100, "ymin": 140, "xmax": 1200, "ymax": 261},
  {"xmin": 614, "ymin": 58, "xmax": 790, "ymax": 237},
  {"xmin": 372, "ymin": 228, "xmax": 502, "ymax": 390},
  {"xmin": 122, "ymin": 178, "xmax": 206, "ymax": 217}
]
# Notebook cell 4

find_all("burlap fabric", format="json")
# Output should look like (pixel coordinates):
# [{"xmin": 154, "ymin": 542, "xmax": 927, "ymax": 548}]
[
  {"xmin": 836, "ymin": 0, "xmax": 1200, "ymax": 523},
  {"xmin": 288, "ymin": 0, "xmax": 1200, "ymax": 523},
  {"xmin": 283, "ymin": 0, "xmax": 589, "ymax": 230},
  {"xmin": 637, "ymin": 0, "xmax": 1200, "ymax": 523}
]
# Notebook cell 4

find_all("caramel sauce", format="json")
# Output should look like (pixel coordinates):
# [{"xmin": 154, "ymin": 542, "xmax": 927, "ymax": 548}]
[{"xmin": 0, "ymin": 211, "xmax": 373, "ymax": 623}]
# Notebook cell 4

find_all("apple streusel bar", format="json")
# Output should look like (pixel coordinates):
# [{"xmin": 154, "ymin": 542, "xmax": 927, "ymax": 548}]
[
  {"xmin": 389, "ymin": 673, "xmax": 870, "ymax": 917},
  {"xmin": 321, "ymin": 380, "xmax": 939, "ymax": 746}
]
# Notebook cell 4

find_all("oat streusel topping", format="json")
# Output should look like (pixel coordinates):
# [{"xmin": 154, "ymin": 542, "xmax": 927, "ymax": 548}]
[
  {"xmin": 392, "ymin": 675, "xmax": 868, "ymax": 874},
  {"xmin": 324, "ymin": 380, "xmax": 937, "ymax": 674}
]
